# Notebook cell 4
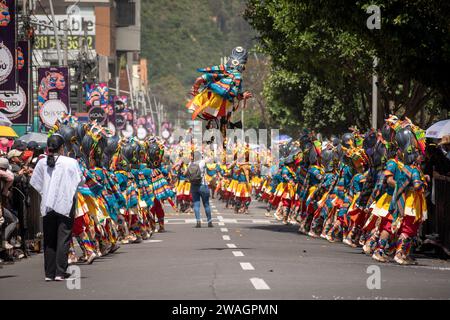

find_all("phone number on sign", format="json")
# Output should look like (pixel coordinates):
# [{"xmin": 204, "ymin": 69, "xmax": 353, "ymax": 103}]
[{"xmin": 33, "ymin": 35, "xmax": 95, "ymax": 50}]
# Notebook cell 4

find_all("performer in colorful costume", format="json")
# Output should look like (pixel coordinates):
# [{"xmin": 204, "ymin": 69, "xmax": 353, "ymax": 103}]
[
  {"xmin": 298, "ymin": 138, "xmax": 325, "ymax": 234},
  {"xmin": 205, "ymin": 161, "xmax": 220, "ymax": 199},
  {"xmin": 186, "ymin": 46, "xmax": 252, "ymax": 139},
  {"xmin": 146, "ymin": 137, "xmax": 176, "ymax": 232},
  {"xmin": 274, "ymin": 155, "xmax": 297, "ymax": 224}
]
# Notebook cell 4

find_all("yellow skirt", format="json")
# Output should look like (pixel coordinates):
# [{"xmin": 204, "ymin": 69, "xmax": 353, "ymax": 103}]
[
  {"xmin": 370, "ymin": 193, "xmax": 392, "ymax": 217},
  {"xmin": 261, "ymin": 179, "xmax": 270, "ymax": 192},
  {"xmin": 80, "ymin": 194, "xmax": 109, "ymax": 223},
  {"xmin": 281, "ymin": 183, "xmax": 296, "ymax": 200},
  {"xmin": 347, "ymin": 192, "xmax": 361, "ymax": 214},
  {"xmin": 176, "ymin": 180, "xmax": 191, "ymax": 196},
  {"xmin": 227, "ymin": 179, "xmax": 238, "ymax": 193},
  {"xmin": 187, "ymin": 90, "xmax": 232, "ymax": 120},
  {"xmin": 274, "ymin": 182, "xmax": 286, "ymax": 197},
  {"xmin": 221, "ymin": 178, "xmax": 230, "ymax": 191},
  {"xmin": 235, "ymin": 182, "xmax": 251, "ymax": 198},
  {"xmin": 404, "ymin": 190, "xmax": 428, "ymax": 221},
  {"xmin": 205, "ymin": 174, "xmax": 215, "ymax": 185},
  {"xmin": 251, "ymin": 176, "xmax": 262, "ymax": 188}
]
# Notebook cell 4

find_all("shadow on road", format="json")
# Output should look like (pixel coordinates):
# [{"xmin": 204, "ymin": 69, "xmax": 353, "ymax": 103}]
[{"xmin": 244, "ymin": 224, "xmax": 300, "ymax": 234}]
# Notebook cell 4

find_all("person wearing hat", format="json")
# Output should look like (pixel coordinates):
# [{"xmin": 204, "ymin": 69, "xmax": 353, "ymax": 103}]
[
  {"xmin": 11, "ymin": 140, "xmax": 27, "ymax": 152},
  {"xmin": 439, "ymin": 135, "xmax": 450, "ymax": 161},
  {"xmin": 30, "ymin": 134, "xmax": 85, "ymax": 281},
  {"xmin": 7, "ymin": 149, "xmax": 23, "ymax": 173},
  {"xmin": 274, "ymin": 156, "xmax": 297, "ymax": 224},
  {"xmin": 26, "ymin": 141, "xmax": 44, "ymax": 168},
  {"xmin": 8, "ymin": 146, "xmax": 34, "ymax": 256}
]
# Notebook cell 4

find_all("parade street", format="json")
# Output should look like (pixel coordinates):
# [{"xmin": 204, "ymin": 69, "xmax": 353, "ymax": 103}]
[{"xmin": 1, "ymin": 199, "xmax": 449, "ymax": 300}]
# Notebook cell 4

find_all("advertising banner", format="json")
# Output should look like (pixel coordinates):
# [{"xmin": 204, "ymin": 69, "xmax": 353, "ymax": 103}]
[
  {"xmin": 113, "ymin": 95, "xmax": 128, "ymax": 129},
  {"xmin": 33, "ymin": 9, "xmax": 95, "ymax": 52},
  {"xmin": 37, "ymin": 66, "xmax": 70, "ymax": 129},
  {"xmin": 0, "ymin": 0, "xmax": 17, "ymax": 93},
  {"xmin": 0, "ymin": 40, "xmax": 30, "ymax": 124},
  {"xmin": 85, "ymin": 82, "xmax": 110, "ymax": 110}
]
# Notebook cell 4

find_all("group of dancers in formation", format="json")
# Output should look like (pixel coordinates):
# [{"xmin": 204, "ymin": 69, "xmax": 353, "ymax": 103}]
[
  {"xmin": 50, "ymin": 111, "xmax": 427, "ymax": 267},
  {"xmin": 49, "ymin": 115, "xmax": 176, "ymax": 265},
  {"xmin": 184, "ymin": 115, "xmax": 428, "ymax": 266},
  {"xmin": 32, "ymin": 43, "xmax": 427, "ymax": 268}
]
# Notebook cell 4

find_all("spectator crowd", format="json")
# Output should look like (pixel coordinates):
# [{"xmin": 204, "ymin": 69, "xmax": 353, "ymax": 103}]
[{"xmin": 0, "ymin": 140, "xmax": 44, "ymax": 264}]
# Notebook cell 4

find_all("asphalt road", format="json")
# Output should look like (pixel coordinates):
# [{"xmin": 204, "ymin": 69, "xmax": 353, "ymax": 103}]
[{"xmin": 1, "ymin": 197, "xmax": 450, "ymax": 300}]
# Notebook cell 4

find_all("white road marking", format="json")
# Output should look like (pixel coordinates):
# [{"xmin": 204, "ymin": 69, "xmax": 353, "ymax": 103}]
[
  {"xmin": 250, "ymin": 278, "xmax": 270, "ymax": 290},
  {"xmin": 218, "ymin": 222, "xmax": 225, "ymax": 226},
  {"xmin": 389, "ymin": 264, "xmax": 450, "ymax": 271},
  {"xmin": 222, "ymin": 235, "xmax": 231, "ymax": 241},
  {"xmin": 220, "ymin": 228, "xmax": 228, "ymax": 232},
  {"xmin": 240, "ymin": 262, "xmax": 255, "ymax": 271},
  {"xmin": 227, "ymin": 243, "xmax": 237, "ymax": 248},
  {"xmin": 232, "ymin": 251, "xmax": 244, "ymax": 257},
  {"xmin": 143, "ymin": 240, "xmax": 163, "ymax": 243},
  {"xmin": 164, "ymin": 218, "xmax": 276, "ymax": 225},
  {"xmin": 252, "ymin": 219, "xmax": 271, "ymax": 224}
]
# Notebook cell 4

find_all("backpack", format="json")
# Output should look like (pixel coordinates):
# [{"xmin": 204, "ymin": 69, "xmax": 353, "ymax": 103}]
[{"xmin": 186, "ymin": 162, "xmax": 202, "ymax": 185}]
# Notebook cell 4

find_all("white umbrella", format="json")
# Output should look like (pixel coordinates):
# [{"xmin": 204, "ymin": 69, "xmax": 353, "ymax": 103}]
[
  {"xmin": 0, "ymin": 111, "xmax": 12, "ymax": 127},
  {"xmin": 272, "ymin": 134, "xmax": 292, "ymax": 144},
  {"xmin": 426, "ymin": 119, "xmax": 450, "ymax": 139},
  {"xmin": 18, "ymin": 132, "xmax": 48, "ymax": 145}
]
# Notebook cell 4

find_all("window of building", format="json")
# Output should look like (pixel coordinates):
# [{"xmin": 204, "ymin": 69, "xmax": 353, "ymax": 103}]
[{"xmin": 116, "ymin": 0, "xmax": 136, "ymax": 27}]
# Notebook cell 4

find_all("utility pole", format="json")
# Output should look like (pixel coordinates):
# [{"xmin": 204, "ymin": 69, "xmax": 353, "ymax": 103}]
[
  {"xmin": 241, "ymin": 108, "xmax": 244, "ymax": 141},
  {"xmin": 126, "ymin": 64, "xmax": 135, "ymax": 110},
  {"xmin": 372, "ymin": 57, "xmax": 378, "ymax": 130},
  {"xmin": 157, "ymin": 102, "xmax": 161, "ymax": 136},
  {"xmin": 77, "ymin": 32, "xmax": 85, "ymax": 113},
  {"xmin": 145, "ymin": 88, "xmax": 156, "ymax": 134},
  {"xmin": 153, "ymin": 95, "xmax": 159, "ymax": 134},
  {"xmin": 158, "ymin": 102, "xmax": 162, "ymax": 136},
  {"xmin": 49, "ymin": 0, "xmax": 63, "ymax": 66},
  {"xmin": 23, "ymin": 0, "xmax": 33, "ymax": 132},
  {"xmin": 63, "ymin": 20, "xmax": 68, "ymax": 66},
  {"xmin": 125, "ymin": 64, "xmax": 136, "ymax": 129}
]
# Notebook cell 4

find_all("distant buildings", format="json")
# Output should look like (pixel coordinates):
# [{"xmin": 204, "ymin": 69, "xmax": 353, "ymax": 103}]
[{"xmin": 32, "ymin": 0, "xmax": 146, "ymax": 118}]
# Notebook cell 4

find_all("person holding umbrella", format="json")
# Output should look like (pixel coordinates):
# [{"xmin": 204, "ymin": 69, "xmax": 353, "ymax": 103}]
[{"xmin": 30, "ymin": 134, "xmax": 85, "ymax": 281}]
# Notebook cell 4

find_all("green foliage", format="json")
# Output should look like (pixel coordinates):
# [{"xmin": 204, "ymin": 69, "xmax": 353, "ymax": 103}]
[
  {"xmin": 244, "ymin": 0, "xmax": 374, "ymax": 134},
  {"xmin": 244, "ymin": 0, "xmax": 450, "ymax": 135}
]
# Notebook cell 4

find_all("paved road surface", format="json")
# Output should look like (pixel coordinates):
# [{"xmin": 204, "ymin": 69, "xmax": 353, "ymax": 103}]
[{"xmin": 1, "ymin": 198, "xmax": 450, "ymax": 300}]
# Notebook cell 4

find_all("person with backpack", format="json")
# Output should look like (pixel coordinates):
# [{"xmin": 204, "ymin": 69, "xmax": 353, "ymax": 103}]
[{"xmin": 187, "ymin": 151, "xmax": 213, "ymax": 228}]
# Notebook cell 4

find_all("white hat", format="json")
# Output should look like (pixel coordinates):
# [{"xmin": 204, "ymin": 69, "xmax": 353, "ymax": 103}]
[
  {"xmin": 0, "ymin": 157, "xmax": 10, "ymax": 170},
  {"xmin": 7, "ymin": 149, "xmax": 22, "ymax": 160}
]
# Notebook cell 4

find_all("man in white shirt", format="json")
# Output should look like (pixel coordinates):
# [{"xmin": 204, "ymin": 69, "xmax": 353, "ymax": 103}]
[{"xmin": 30, "ymin": 134, "xmax": 84, "ymax": 281}]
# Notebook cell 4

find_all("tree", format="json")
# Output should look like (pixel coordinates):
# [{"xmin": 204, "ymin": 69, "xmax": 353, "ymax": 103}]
[{"xmin": 244, "ymin": 0, "xmax": 449, "ymax": 134}]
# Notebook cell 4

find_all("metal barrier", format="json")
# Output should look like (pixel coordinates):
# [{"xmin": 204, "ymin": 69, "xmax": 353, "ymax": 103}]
[{"xmin": 430, "ymin": 172, "xmax": 450, "ymax": 253}]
